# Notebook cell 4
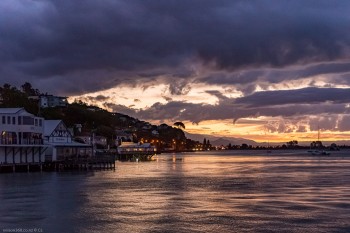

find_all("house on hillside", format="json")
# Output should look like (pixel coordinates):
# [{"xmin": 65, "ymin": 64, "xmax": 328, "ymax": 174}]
[
  {"xmin": 44, "ymin": 120, "xmax": 91, "ymax": 161},
  {"xmin": 0, "ymin": 108, "xmax": 46, "ymax": 164},
  {"xmin": 115, "ymin": 130, "xmax": 133, "ymax": 146},
  {"xmin": 152, "ymin": 130, "xmax": 159, "ymax": 136},
  {"xmin": 30, "ymin": 95, "xmax": 68, "ymax": 108}
]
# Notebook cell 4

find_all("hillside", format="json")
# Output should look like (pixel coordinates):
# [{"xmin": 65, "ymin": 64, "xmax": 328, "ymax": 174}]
[{"xmin": 0, "ymin": 82, "xmax": 202, "ymax": 152}]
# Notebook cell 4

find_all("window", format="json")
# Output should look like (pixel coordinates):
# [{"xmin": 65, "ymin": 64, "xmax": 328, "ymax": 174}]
[
  {"xmin": 23, "ymin": 116, "xmax": 34, "ymax": 125},
  {"xmin": 18, "ymin": 116, "xmax": 22, "ymax": 125},
  {"xmin": 39, "ymin": 119, "xmax": 42, "ymax": 126},
  {"xmin": 7, "ymin": 116, "xmax": 10, "ymax": 124},
  {"xmin": 12, "ymin": 117, "xmax": 15, "ymax": 125},
  {"xmin": 2, "ymin": 116, "xmax": 5, "ymax": 124},
  {"xmin": 35, "ymin": 119, "xmax": 38, "ymax": 126}
]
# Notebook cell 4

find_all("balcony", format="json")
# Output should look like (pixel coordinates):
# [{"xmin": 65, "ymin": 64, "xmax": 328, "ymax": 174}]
[{"xmin": 0, "ymin": 138, "xmax": 43, "ymax": 146}]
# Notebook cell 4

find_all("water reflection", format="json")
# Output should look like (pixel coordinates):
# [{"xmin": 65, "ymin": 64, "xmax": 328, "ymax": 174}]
[{"xmin": 1, "ymin": 151, "xmax": 350, "ymax": 232}]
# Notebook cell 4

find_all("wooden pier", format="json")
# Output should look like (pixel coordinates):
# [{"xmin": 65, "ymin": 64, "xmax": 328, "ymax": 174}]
[
  {"xmin": 54, "ymin": 155, "xmax": 116, "ymax": 171},
  {"xmin": 115, "ymin": 152, "xmax": 155, "ymax": 161},
  {"xmin": 0, "ymin": 155, "xmax": 115, "ymax": 173}
]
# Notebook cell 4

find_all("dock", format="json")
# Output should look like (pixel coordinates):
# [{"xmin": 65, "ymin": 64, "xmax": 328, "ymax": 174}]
[
  {"xmin": 115, "ymin": 151, "xmax": 155, "ymax": 161},
  {"xmin": 0, "ymin": 155, "xmax": 115, "ymax": 173}
]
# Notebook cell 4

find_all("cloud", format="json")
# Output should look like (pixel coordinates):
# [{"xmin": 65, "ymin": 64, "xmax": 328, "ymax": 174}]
[
  {"xmin": 93, "ymin": 95, "xmax": 109, "ymax": 101},
  {"xmin": 338, "ymin": 115, "xmax": 350, "ymax": 131},
  {"xmin": 168, "ymin": 80, "xmax": 192, "ymax": 95},
  {"xmin": 234, "ymin": 87, "xmax": 350, "ymax": 107},
  {"xmin": 162, "ymin": 95, "xmax": 173, "ymax": 102},
  {"xmin": 103, "ymin": 103, "xmax": 138, "ymax": 116},
  {"xmin": 130, "ymin": 87, "xmax": 350, "ymax": 133},
  {"xmin": 1, "ymin": 1, "xmax": 350, "ymax": 95},
  {"xmin": 3, "ymin": 0, "xmax": 350, "ymax": 136}
]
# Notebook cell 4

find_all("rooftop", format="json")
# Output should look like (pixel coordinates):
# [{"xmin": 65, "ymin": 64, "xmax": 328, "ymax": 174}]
[{"xmin": 0, "ymin": 108, "xmax": 25, "ymax": 114}]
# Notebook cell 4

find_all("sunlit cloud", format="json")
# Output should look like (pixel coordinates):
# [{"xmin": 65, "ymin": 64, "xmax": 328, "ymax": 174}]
[{"xmin": 2, "ymin": 0, "xmax": 350, "ymax": 142}]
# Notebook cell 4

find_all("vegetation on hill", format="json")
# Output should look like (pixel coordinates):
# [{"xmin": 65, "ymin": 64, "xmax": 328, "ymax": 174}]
[
  {"xmin": 0, "ymin": 82, "xmax": 201, "ymax": 152},
  {"xmin": 1, "ymin": 82, "xmax": 345, "ymax": 151}
]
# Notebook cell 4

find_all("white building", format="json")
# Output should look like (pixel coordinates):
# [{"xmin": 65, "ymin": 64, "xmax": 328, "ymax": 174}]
[
  {"xmin": 117, "ymin": 142, "xmax": 156, "ymax": 155},
  {"xmin": 44, "ymin": 120, "xmax": 91, "ymax": 161},
  {"xmin": 39, "ymin": 95, "xmax": 68, "ymax": 108},
  {"xmin": 115, "ymin": 130, "xmax": 133, "ymax": 146},
  {"xmin": 0, "ymin": 108, "xmax": 45, "ymax": 164}
]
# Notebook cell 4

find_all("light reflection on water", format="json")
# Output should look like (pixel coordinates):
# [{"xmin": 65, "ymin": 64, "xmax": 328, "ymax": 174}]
[{"xmin": 1, "ymin": 151, "xmax": 350, "ymax": 232}]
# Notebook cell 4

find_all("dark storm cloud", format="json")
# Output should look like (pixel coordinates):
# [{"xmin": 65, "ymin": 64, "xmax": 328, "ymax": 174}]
[
  {"xmin": 93, "ymin": 95, "xmax": 109, "ymax": 101},
  {"xmin": 205, "ymin": 90, "xmax": 230, "ymax": 101},
  {"xmin": 120, "ymin": 87, "xmax": 350, "ymax": 133},
  {"xmin": 197, "ymin": 61, "xmax": 350, "ymax": 95},
  {"xmin": 73, "ymin": 94, "xmax": 110, "ymax": 105},
  {"xmin": 1, "ymin": 0, "xmax": 350, "ymax": 95},
  {"xmin": 103, "ymin": 103, "xmax": 137, "ymax": 116},
  {"xmin": 234, "ymin": 87, "xmax": 350, "ymax": 107}
]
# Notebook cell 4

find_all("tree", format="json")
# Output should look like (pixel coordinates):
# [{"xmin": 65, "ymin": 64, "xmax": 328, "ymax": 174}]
[
  {"xmin": 21, "ymin": 82, "xmax": 39, "ymax": 96},
  {"xmin": 287, "ymin": 140, "xmax": 298, "ymax": 148},
  {"xmin": 173, "ymin": 121, "xmax": 185, "ymax": 130}
]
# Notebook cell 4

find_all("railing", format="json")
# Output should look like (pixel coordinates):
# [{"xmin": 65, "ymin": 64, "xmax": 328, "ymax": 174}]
[
  {"xmin": 0, "ymin": 139, "xmax": 43, "ymax": 145},
  {"xmin": 57, "ymin": 154, "xmax": 115, "ymax": 163}
]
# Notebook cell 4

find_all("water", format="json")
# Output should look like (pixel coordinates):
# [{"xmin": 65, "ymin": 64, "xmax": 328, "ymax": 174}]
[{"xmin": 1, "ymin": 150, "xmax": 350, "ymax": 233}]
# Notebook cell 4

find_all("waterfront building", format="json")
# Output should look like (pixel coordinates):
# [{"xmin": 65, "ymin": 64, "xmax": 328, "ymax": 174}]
[
  {"xmin": 0, "ymin": 108, "xmax": 45, "ymax": 164},
  {"xmin": 117, "ymin": 142, "xmax": 156, "ymax": 155},
  {"xmin": 44, "ymin": 120, "xmax": 92, "ymax": 161}
]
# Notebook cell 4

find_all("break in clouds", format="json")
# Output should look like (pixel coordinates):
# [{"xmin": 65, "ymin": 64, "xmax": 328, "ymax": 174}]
[{"xmin": 2, "ymin": 0, "xmax": 350, "ymax": 132}]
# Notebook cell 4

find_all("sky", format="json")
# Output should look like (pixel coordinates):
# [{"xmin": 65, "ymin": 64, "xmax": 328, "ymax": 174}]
[{"xmin": 1, "ymin": 0, "xmax": 350, "ymax": 143}]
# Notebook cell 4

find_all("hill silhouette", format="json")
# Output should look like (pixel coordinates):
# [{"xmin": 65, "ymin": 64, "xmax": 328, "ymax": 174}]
[{"xmin": 0, "ymin": 82, "xmax": 201, "ymax": 151}]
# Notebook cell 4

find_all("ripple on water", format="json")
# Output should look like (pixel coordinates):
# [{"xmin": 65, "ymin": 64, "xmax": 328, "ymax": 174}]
[{"xmin": 1, "ymin": 153, "xmax": 350, "ymax": 232}]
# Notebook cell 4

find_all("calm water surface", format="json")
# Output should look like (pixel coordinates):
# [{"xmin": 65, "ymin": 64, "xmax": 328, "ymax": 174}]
[{"xmin": 1, "ymin": 151, "xmax": 350, "ymax": 233}]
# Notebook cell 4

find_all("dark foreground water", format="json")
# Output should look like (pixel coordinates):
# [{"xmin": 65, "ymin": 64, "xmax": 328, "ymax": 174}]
[{"xmin": 1, "ymin": 150, "xmax": 350, "ymax": 233}]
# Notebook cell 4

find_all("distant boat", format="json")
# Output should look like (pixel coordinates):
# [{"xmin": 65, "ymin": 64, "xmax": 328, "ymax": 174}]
[
  {"xmin": 308, "ymin": 127, "xmax": 330, "ymax": 156},
  {"xmin": 308, "ymin": 150, "xmax": 330, "ymax": 156}
]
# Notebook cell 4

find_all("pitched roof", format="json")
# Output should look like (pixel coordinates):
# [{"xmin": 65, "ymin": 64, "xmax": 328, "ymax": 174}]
[
  {"xmin": 0, "ymin": 108, "xmax": 25, "ymax": 114},
  {"xmin": 44, "ymin": 120, "xmax": 62, "ymax": 136}
]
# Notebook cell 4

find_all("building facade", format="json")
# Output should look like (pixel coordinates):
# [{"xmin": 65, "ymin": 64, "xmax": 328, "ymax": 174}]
[
  {"xmin": 117, "ymin": 142, "xmax": 156, "ymax": 155},
  {"xmin": 44, "ymin": 120, "xmax": 91, "ymax": 161},
  {"xmin": 0, "ymin": 108, "xmax": 45, "ymax": 164},
  {"xmin": 39, "ymin": 95, "xmax": 68, "ymax": 108}
]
